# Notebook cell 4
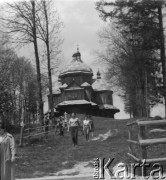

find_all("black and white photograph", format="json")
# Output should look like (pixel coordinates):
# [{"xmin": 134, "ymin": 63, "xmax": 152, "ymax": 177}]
[{"xmin": 0, "ymin": 0, "xmax": 166, "ymax": 179}]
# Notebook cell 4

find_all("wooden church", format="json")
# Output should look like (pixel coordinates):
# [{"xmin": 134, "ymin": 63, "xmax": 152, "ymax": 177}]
[{"xmin": 49, "ymin": 49, "xmax": 119, "ymax": 118}]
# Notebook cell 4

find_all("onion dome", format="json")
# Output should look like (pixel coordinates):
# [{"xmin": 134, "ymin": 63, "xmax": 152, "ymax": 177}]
[
  {"xmin": 92, "ymin": 78, "xmax": 111, "ymax": 91},
  {"xmin": 59, "ymin": 48, "xmax": 93, "ymax": 77}
]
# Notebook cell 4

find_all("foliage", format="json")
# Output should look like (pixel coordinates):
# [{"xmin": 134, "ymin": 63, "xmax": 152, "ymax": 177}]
[
  {"xmin": 3, "ymin": 0, "xmax": 64, "ymax": 123},
  {"xmin": 96, "ymin": 0, "xmax": 165, "ymax": 117},
  {"xmin": 3, "ymin": 0, "xmax": 45, "ymax": 124},
  {"xmin": 36, "ymin": 0, "xmax": 63, "ymax": 121},
  {"xmin": 0, "ymin": 32, "xmax": 48, "ymax": 126}
]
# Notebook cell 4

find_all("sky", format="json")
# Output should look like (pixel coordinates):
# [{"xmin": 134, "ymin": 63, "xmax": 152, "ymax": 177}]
[{"xmin": 1, "ymin": 0, "xmax": 165, "ymax": 119}]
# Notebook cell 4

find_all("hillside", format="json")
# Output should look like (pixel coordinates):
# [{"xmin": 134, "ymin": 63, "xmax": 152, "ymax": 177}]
[{"xmin": 15, "ymin": 117, "xmax": 163, "ymax": 178}]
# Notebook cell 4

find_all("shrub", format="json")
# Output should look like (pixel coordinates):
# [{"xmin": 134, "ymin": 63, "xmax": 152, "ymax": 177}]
[{"xmin": 153, "ymin": 116, "xmax": 163, "ymax": 120}]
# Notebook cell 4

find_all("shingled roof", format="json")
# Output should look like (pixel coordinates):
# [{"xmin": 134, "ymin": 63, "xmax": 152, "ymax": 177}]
[
  {"xmin": 99, "ymin": 104, "xmax": 120, "ymax": 111},
  {"xmin": 57, "ymin": 100, "xmax": 92, "ymax": 106},
  {"xmin": 81, "ymin": 82, "xmax": 91, "ymax": 87},
  {"xmin": 59, "ymin": 50, "xmax": 93, "ymax": 77}
]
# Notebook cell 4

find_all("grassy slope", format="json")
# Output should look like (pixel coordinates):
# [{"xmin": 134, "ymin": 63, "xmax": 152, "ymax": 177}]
[{"xmin": 15, "ymin": 117, "xmax": 160, "ymax": 178}]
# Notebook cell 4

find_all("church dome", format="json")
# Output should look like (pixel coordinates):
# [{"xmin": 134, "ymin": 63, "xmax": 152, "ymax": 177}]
[
  {"xmin": 59, "ymin": 49, "xmax": 93, "ymax": 77},
  {"xmin": 92, "ymin": 70, "xmax": 112, "ymax": 91},
  {"xmin": 92, "ymin": 78, "xmax": 111, "ymax": 91}
]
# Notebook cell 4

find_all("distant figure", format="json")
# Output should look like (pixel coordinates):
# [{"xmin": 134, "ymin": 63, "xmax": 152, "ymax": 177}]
[
  {"xmin": 83, "ymin": 115, "xmax": 91, "ymax": 141},
  {"xmin": 67, "ymin": 120, "xmax": 70, "ymax": 132},
  {"xmin": 59, "ymin": 116, "xmax": 64, "ymax": 136},
  {"xmin": 55, "ymin": 117, "xmax": 60, "ymax": 134},
  {"xmin": 0, "ymin": 115, "xmax": 16, "ymax": 180},
  {"xmin": 89, "ymin": 115, "xmax": 94, "ymax": 137},
  {"xmin": 64, "ymin": 112, "xmax": 69, "ymax": 131},
  {"xmin": 69, "ymin": 113, "xmax": 80, "ymax": 146},
  {"xmin": 44, "ymin": 114, "xmax": 49, "ymax": 137}
]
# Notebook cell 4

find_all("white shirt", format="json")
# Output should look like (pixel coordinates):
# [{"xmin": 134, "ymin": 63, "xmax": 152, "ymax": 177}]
[
  {"xmin": 69, "ymin": 118, "xmax": 79, "ymax": 127},
  {"xmin": 83, "ymin": 119, "xmax": 90, "ymax": 126}
]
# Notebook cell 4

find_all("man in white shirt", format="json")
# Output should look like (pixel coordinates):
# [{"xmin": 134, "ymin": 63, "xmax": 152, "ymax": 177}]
[{"xmin": 68, "ymin": 113, "xmax": 80, "ymax": 146}]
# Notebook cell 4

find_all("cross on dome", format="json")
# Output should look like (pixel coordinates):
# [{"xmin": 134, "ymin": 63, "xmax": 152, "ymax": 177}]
[
  {"xmin": 60, "ymin": 45, "xmax": 93, "ymax": 77},
  {"xmin": 72, "ymin": 44, "xmax": 81, "ymax": 61},
  {"xmin": 97, "ymin": 68, "xmax": 101, "ymax": 79},
  {"xmin": 77, "ymin": 44, "xmax": 79, "ymax": 52}
]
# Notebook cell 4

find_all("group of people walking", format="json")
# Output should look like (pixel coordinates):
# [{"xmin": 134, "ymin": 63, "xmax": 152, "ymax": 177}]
[
  {"xmin": 55, "ymin": 116, "xmax": 67, "ymax": 136},
  {"xmin": 44, "ymin": 112, "xmax": 94, "ymax": 146},
  {"xmin": 42, "ymin": 112, "xmax": 95, "ymax": 147},
  {"xmin": 56, "ymin": 112, "xmax": 94, "ymax": 146},
  {"xmin": 0, "ymin": 112, "xmax": 94, "ymax": 180}
]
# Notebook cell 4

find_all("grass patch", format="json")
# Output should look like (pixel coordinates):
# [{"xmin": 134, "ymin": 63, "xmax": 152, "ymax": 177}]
[
  {"xmin": 15, "ymin": 117, "xmax": 130, "ymax": 178},
  {"xmin": 14, "ymin": 117, "xmax": 166, "ymax": 178}
]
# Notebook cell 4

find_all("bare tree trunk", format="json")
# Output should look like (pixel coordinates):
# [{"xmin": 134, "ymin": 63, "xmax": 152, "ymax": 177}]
[
  {"xmin": 47, "ymin": 44, "xmax": 54, "ymax": 122},
  {"xmin": 144, "ymin": 71, "xmax": 149, "ymax": 118},
  {"xmin": 43, "ymin": 0, "xmax": 54, "ymax": 122},
  {"xmin": 13, "ymin": 89, "xmax": 17, "ymax": 124},
  {"xmin": 31, "ymin": 0, "xmax": 44, "ymax": 124},
  {"xmin": 19, "ymin": 94, "xmax": 25, "ymax": 147},
  {"xmin": 158, "ymin": 6, "xmax": 166, "ymax": 118},
  {"xmin": 18, "ymin": 93, "xmax": 21, "ymax": 123}
]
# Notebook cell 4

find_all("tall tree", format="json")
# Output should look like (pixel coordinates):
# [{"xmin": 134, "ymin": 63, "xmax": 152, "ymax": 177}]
[
  {"xmin": 0, "ymin": 31, "xmax": 42, "ymax": 126},
  {"xmin": 96, "ymin": 0, "xmax": 164, "ymax": 117},
  {"xmin": 31, "ymin": 0, "xmax": 44, "ymax": 124},
  {"xmin": 36, "ymin": 0, "xmax": 63, "ymax": 122},
  {"xmin": 158, "ymin": 4, "xmax": 166, "ymax": 118},
  {"xmin": 4, "ymin": 0, "xmax": 44, "ymax": 123}
]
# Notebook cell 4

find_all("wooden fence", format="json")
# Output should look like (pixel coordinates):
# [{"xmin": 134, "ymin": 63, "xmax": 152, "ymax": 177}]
[
  {"xmin": 19, "ymin": 124, "xmax": 56, "ymax": 146},
  {"xmin": 127, "ymin": 119, "xmax": 166, "ymax": 163}
]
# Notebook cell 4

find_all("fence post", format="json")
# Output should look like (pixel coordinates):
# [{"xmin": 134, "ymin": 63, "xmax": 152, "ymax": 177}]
[
  {"xmin": 28, "ymin": 127, "xmax": 30, "ymax": 145},
  {"xmin": 19, "ymin": 121, "xmax": 24, "ymax": 147},
  {"xmin": 128, "ymin": 126, "xmax": 133, "ymax": 154},
  {"xmin": 138, "ymin": 125, "xmax": 147, "ymax": 159}
]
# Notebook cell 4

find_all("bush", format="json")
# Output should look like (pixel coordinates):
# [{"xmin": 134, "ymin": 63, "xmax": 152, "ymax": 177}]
[
  {"xmin": 6, "ymin": 124, "xmax": 20, "ymax": 134},
  {"xmin": 149, "ymin": 116, "xmax": 165, "ymax": 130},
  {"xmin": 152, "ymin": 116, "xmax": 163, "ymax": 120}
]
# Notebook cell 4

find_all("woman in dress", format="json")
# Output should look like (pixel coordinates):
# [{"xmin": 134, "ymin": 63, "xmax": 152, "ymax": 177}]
[
  {"xmin": 68, "ymin": 113, "xmax": 80, "ymax": 146},
  {"xmin": 0, "ymin": 116, "xmax": 16, "ymax": 180},
  {"xmin": 83, "ymin": 115, "xmax": 91, "ymax": 142}
]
